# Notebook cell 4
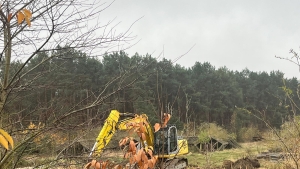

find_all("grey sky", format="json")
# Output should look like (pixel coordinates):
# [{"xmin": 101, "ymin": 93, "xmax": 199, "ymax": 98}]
[{"xmin": 100, "ymin": 0, "xmax": 300, "ymax": 78}]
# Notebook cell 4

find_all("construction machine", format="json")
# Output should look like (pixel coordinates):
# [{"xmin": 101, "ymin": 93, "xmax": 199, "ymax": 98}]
[{"xmin": 86, "ymin": 110, "xmax": 189, "ymax": 169}]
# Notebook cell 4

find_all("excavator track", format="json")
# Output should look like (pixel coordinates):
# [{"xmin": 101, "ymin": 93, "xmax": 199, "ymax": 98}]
[{"xmin": 160, "ymin": 158, "xmax": 188, "ymax": 169}]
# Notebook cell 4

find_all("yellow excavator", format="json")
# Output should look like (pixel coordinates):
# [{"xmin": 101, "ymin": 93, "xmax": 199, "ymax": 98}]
[{"xmin": 87, "ymin": 110, "xmax": 189, "ymax": 169}]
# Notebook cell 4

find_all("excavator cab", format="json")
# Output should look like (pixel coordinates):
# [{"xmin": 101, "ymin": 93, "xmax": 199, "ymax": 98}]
[
  {"xmin": 153, "ymin": 125, "xmax": 189, "ymax": 169},
  {"xmin": 154, "ymin": 125, "xmax": 179, "ymax": 156}
]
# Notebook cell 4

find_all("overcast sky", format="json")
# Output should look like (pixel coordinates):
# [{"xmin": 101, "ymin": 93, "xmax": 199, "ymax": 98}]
[{"xmin": 99, "ymin": 0, "xmax": 300, "ymax": 79}]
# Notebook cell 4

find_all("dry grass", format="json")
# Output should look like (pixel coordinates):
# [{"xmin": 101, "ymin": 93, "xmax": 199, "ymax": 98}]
[{"xmin": 186, "ymin": 141, "xmax": 295, "ymax": 168}]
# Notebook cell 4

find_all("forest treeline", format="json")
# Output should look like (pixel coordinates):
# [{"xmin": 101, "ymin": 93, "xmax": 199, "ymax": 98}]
[{"xmin": 7, "ymin": 47, "xmax": 299, "ymax": 132}]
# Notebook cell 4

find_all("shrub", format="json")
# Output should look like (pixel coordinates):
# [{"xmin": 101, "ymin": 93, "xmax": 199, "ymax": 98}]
[
  {"xmin": 197, "ymin": 122, "xmax": 236, "ymax": 141},
  {"xmin": 237, "ymin": 126, "xmax": 260, "ymax": 142}
]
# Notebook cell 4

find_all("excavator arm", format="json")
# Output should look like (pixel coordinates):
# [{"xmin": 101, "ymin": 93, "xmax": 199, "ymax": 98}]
[{"xmin": 89, "ymin": 110, "xmax": 154, "ymax": 157}]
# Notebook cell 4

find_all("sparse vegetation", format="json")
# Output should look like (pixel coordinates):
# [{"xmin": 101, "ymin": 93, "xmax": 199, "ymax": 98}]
[
  {"xmin": 197, "ymin": 122, "xmax": 236, "ymax": 141},
  {"xmin": 237, "ymin": 126, "xmax": 260, "ymax": 142}
]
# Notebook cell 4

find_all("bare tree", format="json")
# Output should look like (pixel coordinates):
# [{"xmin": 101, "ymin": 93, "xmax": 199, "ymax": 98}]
[{"xmin": 0, "ymin": 0, "xmax": 139, "ymax": 168}]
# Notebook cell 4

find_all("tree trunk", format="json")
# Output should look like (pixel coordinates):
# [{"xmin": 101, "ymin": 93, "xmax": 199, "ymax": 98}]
[{"xmin": 0, "ymin": 21, "xmax": 12, "ymax": 117}]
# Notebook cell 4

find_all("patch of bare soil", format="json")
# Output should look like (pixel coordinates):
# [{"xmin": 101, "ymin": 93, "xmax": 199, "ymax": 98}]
[{"xmin": 222, "ymin": 157, "xmax": 260, "ymax": 169}]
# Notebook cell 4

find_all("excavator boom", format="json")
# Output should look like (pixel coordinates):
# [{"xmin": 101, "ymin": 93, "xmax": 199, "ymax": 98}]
[{"xmin": 89, "ymin": 110, "xmax": 120, "ymax": 156}]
